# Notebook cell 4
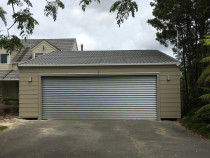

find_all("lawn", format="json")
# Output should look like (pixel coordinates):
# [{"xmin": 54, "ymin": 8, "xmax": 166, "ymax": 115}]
[{"xmin": 0, "ymin": 126, "xmax": 8, "ymax": 132}]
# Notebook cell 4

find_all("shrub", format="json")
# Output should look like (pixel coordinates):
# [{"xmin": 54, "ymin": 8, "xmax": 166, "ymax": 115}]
[
  {"xmin": 195, "ymin": 104, "xmax": 210, "ymax": 123},
  {"xmin": 3, "ymin": 97, "xmax": 19, "ymax": 101},
  {"xmin": 181, "ymin": 115, "xmax": 210, "ymax": 139}
]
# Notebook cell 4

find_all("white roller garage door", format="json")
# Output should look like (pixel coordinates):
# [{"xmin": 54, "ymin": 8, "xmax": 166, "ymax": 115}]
[{"xmin": 42, "ymin": 76, "xmax": 157, "ymax": 119}]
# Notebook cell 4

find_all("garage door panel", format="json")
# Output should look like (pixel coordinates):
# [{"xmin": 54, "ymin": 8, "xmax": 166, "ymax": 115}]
[
  {"xmin": 42, "ymin": 76, "xmax": 157, "ymax": 119},
  {"xmin": 42, "ymin": 103, "xmax": 157, "ymax": 106},
  {"xmin": 41, "ymin": 113, "xmax": 157, "ymax": 119}
]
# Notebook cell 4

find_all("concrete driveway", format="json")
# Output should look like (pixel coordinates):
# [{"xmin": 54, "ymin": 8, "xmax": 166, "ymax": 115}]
[{"xmin": 0, "ymin": 120, "xmax": 210, "ymax": 158}]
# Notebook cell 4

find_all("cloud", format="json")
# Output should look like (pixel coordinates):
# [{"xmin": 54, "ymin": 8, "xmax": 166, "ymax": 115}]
[
  {"xmin": 0, "ymin": 0, "xmax": 175, "ymax": 57},
  {"xmin": 65, "ymin": 6, "xmax": 115, "ymax": 35},
  {"xmin": 76, "ymin": 33, "xmax": 101, "ymax": 50}
]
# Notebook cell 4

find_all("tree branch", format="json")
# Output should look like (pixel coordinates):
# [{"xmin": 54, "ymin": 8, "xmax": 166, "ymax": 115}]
[
  {"xmin": 7, "ymin": 1, "xmax": 16, "ymax": 38},
  {"xmin": 7, "ymin": 21, "xmax": 16, "ymax": 31},
  {"xmin": 11, "ymin": 2, "xmax": 15, "ymax": 14}
]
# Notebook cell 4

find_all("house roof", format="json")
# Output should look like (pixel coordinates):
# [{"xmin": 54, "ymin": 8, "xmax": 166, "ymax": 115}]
[
  {"xmin": 20, "ymin": 38, "xmax": 77, "ymax": 51},
  {"xmin": 0, "ymin": 70, "xmax": 19, "ymax": 81},
  {"xmin": 18, "ymin": 50, "xmax": 179, "ymax": 67},
  {"xmin": 12, "ymin": 38, "xmax": 77, "ymax": 64}
]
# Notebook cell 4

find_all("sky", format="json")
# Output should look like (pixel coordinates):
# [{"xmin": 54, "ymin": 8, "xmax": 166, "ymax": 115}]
[{"xmin": 0, "ymin": 0, "xmax": 174, "ymax": 57}]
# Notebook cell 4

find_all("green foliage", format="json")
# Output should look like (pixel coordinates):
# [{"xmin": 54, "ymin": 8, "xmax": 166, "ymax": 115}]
[
  {"xmin": 203, "ymin": 35, "xmax": 210, "ymax": 46},
  {"xmin": 13, "ymin": 8, "xmax": 39, "ymax": 38},
  {"xmin": 199, "ymin": 94, "xmax": 210, "ymax": 102},
  {"xmin": 181, "ymin": 115, "xmax": 210, "ymax": 139},
  {"xmin": 7, "ymin": 0, "xmax": 32, "ymax": 7},
  {"xmin": 0, "ymin": 7, "xmax": 7, "ymax": 26},
  {"xmin": 80, "ymin": 0, "xmax": 100, "ymax": 11},
  {"xmin": 148, "ymin": 0, "xmax": 210, "ymax": 114},
  {"xmin": 23, "ymin": 0, "xmax": 33, "ymax": 7},
  {"xmin": 1, "ymin": 0, "xmax": 139, "ymax": 52},
  {"xmin": 3, "ymin": 97, "xmax": 19, "ymax": 101},
  {"xmin": 79, "ymin": 0, "xmax": 138, "ymax": 26},
  {"xmin": 0, "ymin": 126, "xmax": 8, "ymax": 132},
  {"xmin": 0, "ymin": 35, "xmax": 24, "ymax": 54},
  {"xmin": 197, "ymin": 65, "xmax": 210, "ymax": 83},
  {"xmin": 110, "ymin": 0, "xmax": 138, "ymax": 26},
  {"xmin": 195, "ymin": 104, "xmax": 210, "ymax": 123},
  {"xmin": 44, "ymin": 0, "xmax": 65, "ymax": 21},
  {"xmin": 148, "ymin": 0, "xmax": 210, "ymax": 49},
  {"xmin": 200, "ymin": 57, "xmax": 210, "ymax": 63},
  {"xmin": 196, "ymin": 36, "xmax": 210, "ymax": 123},
  {"xmin": 0, "ymin": 0, "xmax": 65, "ymax": 53}
]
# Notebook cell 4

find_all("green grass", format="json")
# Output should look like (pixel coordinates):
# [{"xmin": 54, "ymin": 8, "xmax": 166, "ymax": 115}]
[
  {"xmin": 0, "ymin": 126, "xmax": 8, "ymax": 132},
  {"xmin": 181, "ymin": 115, "xmax": 210, "ymax": 139}
]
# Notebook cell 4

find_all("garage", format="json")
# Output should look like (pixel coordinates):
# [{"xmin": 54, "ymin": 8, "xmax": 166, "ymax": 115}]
[
  {"xmin": 42, "ymin": 76, "xmax": 157, "ymax": 119},
  {"xmin": 18, "ymin": 50, "xmax": 181, "ymax": 120}
]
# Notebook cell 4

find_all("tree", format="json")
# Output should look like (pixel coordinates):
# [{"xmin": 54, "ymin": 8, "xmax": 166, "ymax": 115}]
[
  {"xmin": 147, "ymin": 0, "xmax": 210, "ymax": 114},
  {"xmin": 195, "ymin": 35, "xmax": 210, "ymax": 122},
  {"xmin": 0, "ymin": 0, "xmax": 65, "ymax": 54},
  {"xmin": 197, "ymin": 56, "xmax": 210, "ymax": 103},
  {"xmin": 0, "ymin": 0, "xmax": 138, "ymax": 54},
  {"xmin": 80, "ymin": 0, "xmax": 138, "ymax": 26}
]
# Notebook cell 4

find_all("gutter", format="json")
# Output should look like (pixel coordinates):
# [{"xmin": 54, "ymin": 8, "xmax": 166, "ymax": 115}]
[{"xmin": 18, "ymin": 62, "xmax": 180, "ymax": 67}]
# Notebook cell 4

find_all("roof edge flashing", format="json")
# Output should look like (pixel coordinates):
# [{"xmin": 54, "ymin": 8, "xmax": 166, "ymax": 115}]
[{"xmin": 18, "ymin": 62, "xmax": 180, "ymax": 67}]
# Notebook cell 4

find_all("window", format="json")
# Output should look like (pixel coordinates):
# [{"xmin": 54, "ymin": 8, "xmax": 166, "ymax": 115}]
[
  {"xmin": 0, "ymin": 54, "xmax": 9, "ymax": 64},
  {"xmin": 35, "ymin": 53, "xmax": 44, "ymax": 58}
]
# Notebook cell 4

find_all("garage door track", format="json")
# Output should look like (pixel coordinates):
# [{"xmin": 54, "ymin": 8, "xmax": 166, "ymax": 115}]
[{"xmin": 0, "ymin": 120, "xmax": 210, "ymax": 158}]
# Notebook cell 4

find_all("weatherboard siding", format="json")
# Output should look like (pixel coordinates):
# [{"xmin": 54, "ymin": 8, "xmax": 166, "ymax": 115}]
[
  {"xmin": 0, "ymin": 50, "xmax": 18, "ymax": 70},
  {"xmin": 19, "ymin": 66, "xmax": 181, "ymax": 119},
  {"xmin": 32, "ymin": 40, "xmax": 57, "ymax": 52},
  {"xmin": 31, "ymin": 41, "xmax": 58, "ymax": 58}
]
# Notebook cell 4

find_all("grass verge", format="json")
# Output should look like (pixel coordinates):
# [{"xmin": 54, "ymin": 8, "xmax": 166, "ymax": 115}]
[
  {"xmin": 181, "ymin": 115, "xmax": 210, "ymax": 139},
  {"xmin": 0, "ymin": 126, "xmax": 8, "ymax": 132}
]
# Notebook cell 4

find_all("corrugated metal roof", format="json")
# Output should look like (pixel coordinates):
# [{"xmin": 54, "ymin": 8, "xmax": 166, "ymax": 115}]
[
  {"xmin": 0, "ymin": 70, "xmax": 19, "ymax": 80},
  {"xmin": 19, "ymin": 50, "xmax": 179, "ymax": 67},
  {"xmin": 12, "ymin": 38, "xmax": 77, "ymax": 64}
]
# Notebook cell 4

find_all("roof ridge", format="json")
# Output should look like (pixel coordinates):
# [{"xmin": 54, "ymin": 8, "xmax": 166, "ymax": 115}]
[
  {"xmin": 62, "ymin": 50, "xmax": 159, "ymax": 52},
  {"xmin": 20, "ymin": 38, "xmax": 76, "ymax": 40}
]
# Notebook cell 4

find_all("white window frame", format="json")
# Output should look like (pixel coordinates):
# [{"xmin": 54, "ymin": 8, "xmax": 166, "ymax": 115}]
[
  {"xmin": 0, "ymin": 53, "xmax": 10, "ymax": 64},
  {"xmin": 34, "ymin": 52, "xmax": 45, "ymax": 58}
]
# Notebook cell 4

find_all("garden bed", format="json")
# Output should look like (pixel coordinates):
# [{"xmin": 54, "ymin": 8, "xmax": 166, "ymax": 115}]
[{"xmin": 181, "ymin": 115, "xmax": 210, "ymax": 140}]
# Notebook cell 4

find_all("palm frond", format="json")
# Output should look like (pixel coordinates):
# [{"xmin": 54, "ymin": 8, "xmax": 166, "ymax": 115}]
[
  {"xmin": 197, "ymin": 65, "xmax": 210, "ymax": 84},
  {"xmin": 199, "ymin": 94, "xmax": 210, "ymax": 102},
  {"xmin": 205, "ymin": 75, "xmax": 210, "ymax": 82},
  {"xmin": 200, "ymin": 57, "xmax": 210, "ymax": 63},
  {"xmin": 203, "ymin": 35, "xmax": 210, "ymax": 46},
  {"xmin": 195, "ymin": 104, "xmax": 210, "ymax": 122},
  {"xmin": 200, "ymin": 87, "xmax": 210, "ymax": 91}
]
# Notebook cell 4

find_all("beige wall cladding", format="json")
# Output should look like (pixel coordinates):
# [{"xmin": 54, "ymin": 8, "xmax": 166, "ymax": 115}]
[
  {"xmin": 19, "ymin": 65, "xmax": 181, "ymax": 119},
  {"xmin": 32, "ymin": 40, "xmax": 58, "ymax": 58}
]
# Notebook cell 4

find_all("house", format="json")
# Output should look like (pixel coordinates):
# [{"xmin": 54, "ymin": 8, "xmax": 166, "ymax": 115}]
[
  {"xmin": 18, "ymin": 50, "xmax": 181, "ymax": 120},
  {"xmin": 0, "ymin": 38, "xmax": 78, "ymax": 100}
]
